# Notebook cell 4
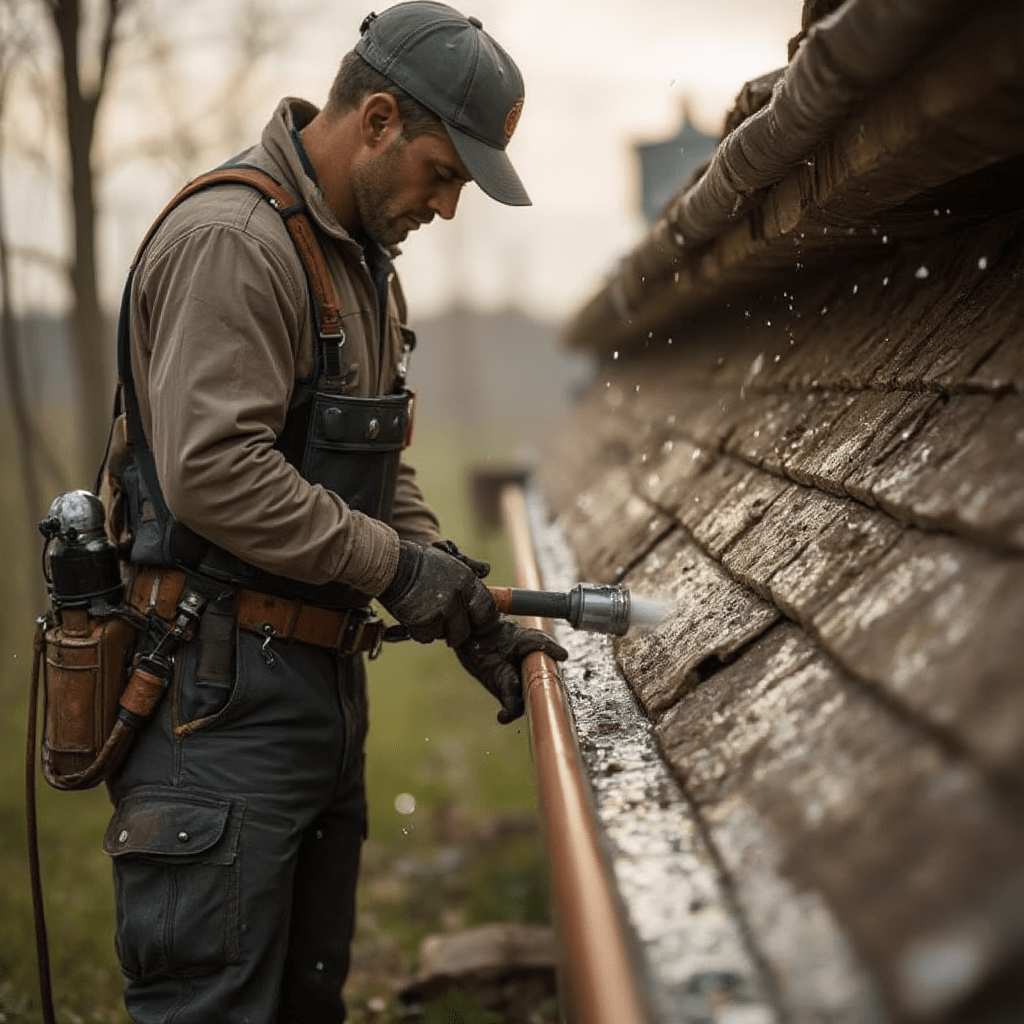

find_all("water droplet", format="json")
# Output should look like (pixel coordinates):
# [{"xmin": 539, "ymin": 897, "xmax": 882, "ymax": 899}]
[
  {"xmin": 765, "ymin": 320, "xmax": 772, "ymax": 327},
  {"xmin": 674, "ymin": 271, "xmax": 680, "ymax": 283},
  {"xmin": 673, "ymin": 231, "xmax": 685, "ymax": 246},
  {"xmin": 750, "ymin": 353, "xmax": 765, "ymax": 375},
  {"xmin": 978, "ymin": 256, "xmax": 988, "ymax": 270},
  {"xmin": 915, "ymin": 266, "xmax": 929, "ymax": 279},
  {"xmin": 635, "ymin": 384, "xmax": 641, "ymax": 393},
  {"xmin": 395, "ymin": 793, "xmax": 416, "ymax": 815},
  {"xmin": 882, "ymin": 276, "xmax": 889, "ymax": 287},
  {"xmin": 744, "ymin": 309, "xmax": 751, "ymax": 318},
  {"xmin": 882, "ymin": 235, "xmax": 889, "ymax": 243},
  {"xmin": 820, "ymin": 306, "xmax": 829, "ymax": 315},
  {"xmin": 613, "ymin": 350, "xmax": 619, "ymax": 360},
  {"xmin": 691, "ymin": 449, "xmax": 702, "ymax": 461},
  {"xmin": 852, "ymin": 284, "xmax": 858, "ymax": 294}
]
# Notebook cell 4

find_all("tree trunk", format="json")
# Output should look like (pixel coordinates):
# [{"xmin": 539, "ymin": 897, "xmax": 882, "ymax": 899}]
[
  {"xmin": 50, "ymin": 0, "xmax": 119, "ymax": 481},
  {"xmin": 0, "ymin": 178, "xmax": 44, "ymax": 522}
]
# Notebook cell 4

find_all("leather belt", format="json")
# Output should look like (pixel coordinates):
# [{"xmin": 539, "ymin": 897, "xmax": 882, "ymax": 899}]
[{"xmin": 128, "ymin": 567, "xmax": 386, "ymax": 658}]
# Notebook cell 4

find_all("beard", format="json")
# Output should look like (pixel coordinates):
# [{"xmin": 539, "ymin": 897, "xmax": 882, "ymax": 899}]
[{"xmin": 351, "ymin": 135, "xmax": 427, "ymax": 247}]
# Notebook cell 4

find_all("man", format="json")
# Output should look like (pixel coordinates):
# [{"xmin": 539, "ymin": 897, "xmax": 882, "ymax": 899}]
[{"xmin": 100, "ymin": 3, "xmax": 566, "ymax": 1021}]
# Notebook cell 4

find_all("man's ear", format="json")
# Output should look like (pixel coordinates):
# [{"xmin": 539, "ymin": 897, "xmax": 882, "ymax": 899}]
[{"xmin": 360, "ymin": 93, "xmax": 402, "ymax": 147}]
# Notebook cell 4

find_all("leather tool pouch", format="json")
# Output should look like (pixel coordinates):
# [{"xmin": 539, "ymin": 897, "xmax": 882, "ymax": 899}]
[
  {"xmin": 40, "ymin": 608, "xmax": 141, "ymax": 790},
  {"xmin": 37, "ymin": 590, "xmax": 204, "ymax": 792},
  {"xmin": 34, "ymin": 490, "xmax": 206, "ymax": 791}
]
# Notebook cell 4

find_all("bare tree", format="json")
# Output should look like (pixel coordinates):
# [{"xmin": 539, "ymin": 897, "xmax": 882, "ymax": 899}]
[
  {"xmin": 3, "ymin": 0, "xmax": 313, "ymax": 493},
  {"xmin": 117, "ymin": 0, "xmax": 302, "ymax": 181},
  {"xmin": 0, "ymin": 0, "xmax": 67, "ymax": 542},
  {"xmin": 42, "ymin": 0, "xmax": 127, "ymax": 479}
]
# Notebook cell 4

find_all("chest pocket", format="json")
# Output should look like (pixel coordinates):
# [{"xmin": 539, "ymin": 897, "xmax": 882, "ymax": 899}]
[{"xmin": 303, "ymin": 389, "xmax": 413, "ymax": 524}]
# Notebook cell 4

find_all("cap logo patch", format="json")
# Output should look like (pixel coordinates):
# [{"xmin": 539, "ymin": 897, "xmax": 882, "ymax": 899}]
[{"xmin": 504, "ymin": 99, "xmax": 524, "ymax": 142}]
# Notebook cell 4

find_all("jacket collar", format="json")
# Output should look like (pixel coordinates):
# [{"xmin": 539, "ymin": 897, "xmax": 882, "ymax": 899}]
[
  {"xmin": 259, "ymin": 98, "xmax": 360, "ymax": 249},
  {"xmin": 258, "ymin": 98, "xmax": 403, "ymax": 265}
]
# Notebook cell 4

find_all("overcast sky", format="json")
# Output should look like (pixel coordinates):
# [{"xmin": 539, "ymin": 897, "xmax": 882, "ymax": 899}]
[{"xmin": 6, "ymin": 0, "xmax": 804, "ymax": 325}]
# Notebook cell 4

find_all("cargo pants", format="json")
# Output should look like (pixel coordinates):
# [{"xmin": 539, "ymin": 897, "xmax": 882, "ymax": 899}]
[{"xmin": 105, "ymin": 591, "xmax": 369, "ymax": 1023}]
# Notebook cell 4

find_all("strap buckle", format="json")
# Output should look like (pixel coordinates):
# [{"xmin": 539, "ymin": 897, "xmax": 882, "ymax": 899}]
[{"xmin": 340, "ymin": 610, "xmax": 386, "ymax": 659}]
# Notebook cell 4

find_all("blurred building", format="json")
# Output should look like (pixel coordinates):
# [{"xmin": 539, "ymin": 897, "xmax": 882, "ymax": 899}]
[{"xmin": 634, "ymin": 108, "xmax": 718, "ymax": 225}]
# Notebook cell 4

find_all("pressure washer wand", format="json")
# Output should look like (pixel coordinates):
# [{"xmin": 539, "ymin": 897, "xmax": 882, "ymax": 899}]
[
  {"xmin": 488, "ymin": 583, "xmax": 669, "ymax": 636},
  {"xmin": 382, "ymin": 583, "xmax": 669, "ymax": 643}
]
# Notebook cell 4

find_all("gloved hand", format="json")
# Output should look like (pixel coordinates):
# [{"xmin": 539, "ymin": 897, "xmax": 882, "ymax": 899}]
[
  {"xmin": 433, "ymin": 539, "xmax": 490, "ymax": 580},
  {"xmin": 454, "ymin": 619, "xmax": 569, "ymax": 724},
  {"xmin": 378, "ymin": 541, "xmax": 498, "ymax": 646}
]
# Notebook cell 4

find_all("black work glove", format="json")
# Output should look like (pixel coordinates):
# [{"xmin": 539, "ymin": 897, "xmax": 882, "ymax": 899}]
[
  {"xmin": 378, "ymin": 541, "xmax": 498, "ymax": 646},
  {"xmin": 433, "ymin": 539, "xmax": 490, "ymax": 580},
  {"xmin": 454, "ymin": 619, "xmax": 569, "ymax": 725}
]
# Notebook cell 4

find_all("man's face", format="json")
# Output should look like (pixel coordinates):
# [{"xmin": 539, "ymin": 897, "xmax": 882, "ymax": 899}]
[{"xmin": 352, "ymin": 127, "xmax": 471, "ymax": 247}]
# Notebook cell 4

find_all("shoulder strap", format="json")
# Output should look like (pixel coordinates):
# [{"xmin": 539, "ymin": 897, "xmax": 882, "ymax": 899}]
[{"xmin": 130, "ymin": 166, "xmax": 344, "ymax": 341}]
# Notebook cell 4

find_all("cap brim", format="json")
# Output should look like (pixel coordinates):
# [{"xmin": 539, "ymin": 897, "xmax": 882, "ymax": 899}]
[{"xmin": 444, "ymin": 124, "xmax": 531, "ymax": 207}]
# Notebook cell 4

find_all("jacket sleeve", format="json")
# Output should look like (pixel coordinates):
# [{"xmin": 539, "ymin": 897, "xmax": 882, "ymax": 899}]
[
  {"xmin": 134, "ymin": 214, "xmax": 400, "ymax": 595},
  {"xmin": 390, "ymin": 458, "xmax": 443, "ymax": 545}
]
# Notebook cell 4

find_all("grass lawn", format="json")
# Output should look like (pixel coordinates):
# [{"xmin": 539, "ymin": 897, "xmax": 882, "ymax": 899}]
[{"xmin": 0, "ymin": 414, "xmax": 552, "ymax": 1023}]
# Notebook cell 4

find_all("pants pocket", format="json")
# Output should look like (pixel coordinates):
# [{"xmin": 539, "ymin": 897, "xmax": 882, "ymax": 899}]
[
  {"xmin": 104, "ymin": 786, "xmax": 244, "ymax": 979},
  {"xmin": 173, "ymin": 598, "xmax": 239, "ymax": 736}
]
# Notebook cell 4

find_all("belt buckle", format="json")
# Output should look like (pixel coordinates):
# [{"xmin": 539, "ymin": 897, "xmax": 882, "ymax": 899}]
[{"xmin": 341, "ymin": 609, "xmax": 385, "ymax": 659}]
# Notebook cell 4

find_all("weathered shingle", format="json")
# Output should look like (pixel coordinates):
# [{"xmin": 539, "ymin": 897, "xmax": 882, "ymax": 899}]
[{"xmin": 533, "ymin": 3, "xmax": 1024, "ymax": 1020}]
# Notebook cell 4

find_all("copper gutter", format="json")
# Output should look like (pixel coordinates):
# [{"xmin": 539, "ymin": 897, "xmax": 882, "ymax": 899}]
[{"xmin": 499, "ymin": 483, "xmax": 649, "ymax": 1024}]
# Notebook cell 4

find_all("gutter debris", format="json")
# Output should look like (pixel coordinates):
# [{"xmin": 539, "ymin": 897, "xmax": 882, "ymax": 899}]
[{"xmin": 523, "ymin": 486, "xmax": 776, "ymax": 1024}]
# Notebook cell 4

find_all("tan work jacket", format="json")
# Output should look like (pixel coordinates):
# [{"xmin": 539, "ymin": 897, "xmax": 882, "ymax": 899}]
[{"xmin": 107, "ymin": 98, "xmax": 442, "ymax": 597}]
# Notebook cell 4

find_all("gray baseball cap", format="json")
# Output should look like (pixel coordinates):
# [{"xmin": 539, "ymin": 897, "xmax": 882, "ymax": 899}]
[{"xmin": 355, "ymin": 2, "xmax": 530, "ymax": 206}]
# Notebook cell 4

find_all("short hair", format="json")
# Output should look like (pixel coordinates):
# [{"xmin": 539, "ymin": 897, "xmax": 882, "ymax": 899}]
[{"xmin": 325, "ymin": 52, "xmax": 445, "ymax": 141}]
